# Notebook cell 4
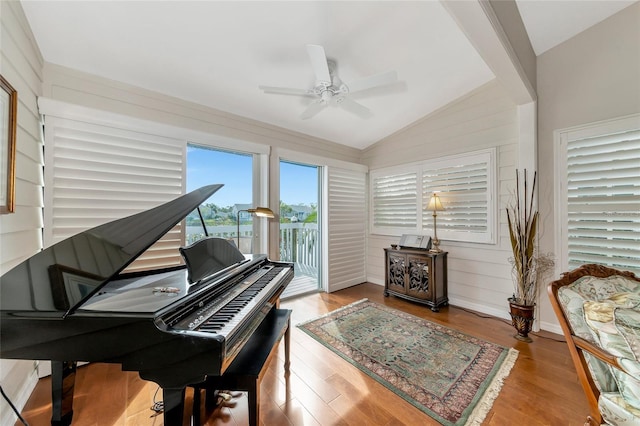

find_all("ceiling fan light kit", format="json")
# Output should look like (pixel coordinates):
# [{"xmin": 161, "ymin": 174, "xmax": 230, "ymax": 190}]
[{"xmin": 259, "ymin": 44, "xmax": 398, "ymax": 120}]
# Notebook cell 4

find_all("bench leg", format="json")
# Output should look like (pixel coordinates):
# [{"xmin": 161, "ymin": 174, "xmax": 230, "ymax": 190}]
[
  {"xmin": 192, "ymin": 387, "xmax": 202, "ymax": 425},
  {"xmin": 248, "ymin": 380, "xmax": 259, "ymax": 426}
]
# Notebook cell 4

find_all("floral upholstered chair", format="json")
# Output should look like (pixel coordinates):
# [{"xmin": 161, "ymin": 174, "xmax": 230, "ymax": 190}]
[{"xmin": 548, "ymin": 264, "xmax": 640, "ymax": 426}]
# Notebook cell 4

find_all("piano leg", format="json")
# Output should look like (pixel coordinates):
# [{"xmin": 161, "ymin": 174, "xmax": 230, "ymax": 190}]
[
  {"xmin": 284, "ymin": 316, "xmax": 291, "ymax": 373},
  {"xmin": 51, "ymin": 361, "xmax": 76, "ymax": 426},
  {"xmin": 162, "ymin": 387, "xmax": 186, "ymax": 425}
]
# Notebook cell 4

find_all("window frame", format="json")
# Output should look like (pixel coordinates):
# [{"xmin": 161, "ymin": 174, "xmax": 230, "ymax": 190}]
[
  {"xmin": 185, "ymin": 142, "xmax": 270, "ymax": 254},
  {"xmin": 369, "ymin": 148, "xmax": 497, "ymax": 244},
  {"xmin": 554, "ymin": 113, "xmax": 640, "ymax": 274}
]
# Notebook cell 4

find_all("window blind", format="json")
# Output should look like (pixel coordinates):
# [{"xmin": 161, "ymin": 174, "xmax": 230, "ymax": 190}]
[
  {"xmin": 422, "ymin": 160, "xmax": 489, "ymax": 236},
  {"xmin": 327, "ymin": 167, "xmax": 367, "ymax": 292},
  {"xmin": 566, "ymin": 128, "xmax": 640, "ymax": 272},
  {"xmin": 371, "ymin": 171, "xmax": 417, "ymax": 230},
  {"xmin": 370, "ymin": 148, "xmax": 495, "ymax": 243},
  {"xmin": 44, "ymin": 116, "xmax": 185, "ymax": 272}
]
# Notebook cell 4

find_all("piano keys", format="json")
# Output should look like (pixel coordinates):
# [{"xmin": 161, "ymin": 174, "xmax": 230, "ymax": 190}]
[{"xmin": 0, "ymin": 185, "xmax": 293, "ymax": 425}]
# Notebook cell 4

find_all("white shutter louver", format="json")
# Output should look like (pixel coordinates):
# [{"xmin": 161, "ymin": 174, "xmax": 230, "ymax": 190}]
[
  {"xmin": 372, "ymin": 172, "xmax": 417, "ymax": 230},
  {"xmin": 422, "ymin": 161, "xmax": 489, "ymax": 235},
  {"xmin": 327, "ymin": 167, "xmax": 367, "ymax": 292},
  {"xmin": 370, "ymin": 149, "xmax": 495, "ymax": 243},
  {"xmin": 566, "ymin": 128, "xmax": 640, "ymax": 272},
  {"xmin": 44, "ymin": 116, "xmax": 184, "ymax": 272}
]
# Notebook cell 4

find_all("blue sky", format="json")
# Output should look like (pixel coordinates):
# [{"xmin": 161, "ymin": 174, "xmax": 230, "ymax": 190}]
[{"xmin": 187, "ymin": 146, "xmax": 318, "ymax": 207}]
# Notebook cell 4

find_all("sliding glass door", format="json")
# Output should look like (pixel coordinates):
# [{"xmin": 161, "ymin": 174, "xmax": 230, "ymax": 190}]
[{"xmin": 279, "ymin": 160, "xmax": 322, "ymax": 298}]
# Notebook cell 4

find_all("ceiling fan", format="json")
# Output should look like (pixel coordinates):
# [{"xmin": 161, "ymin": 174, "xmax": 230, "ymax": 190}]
[{"xmin": 259, "ymin": 44, "xmax": 398, "ymax": 120}]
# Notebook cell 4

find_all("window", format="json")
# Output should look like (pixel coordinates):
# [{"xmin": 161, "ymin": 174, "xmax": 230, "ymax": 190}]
[
  {"xmin": 556, "ymin": 114, "xmax": 640, "ymax": 274},
  {"xmin": 186, "ymin": 145, "xmax": 256, "ymax": 252},
  {"xmin": 370, "ymin": 148, "xmax": 496, "ymax": 244},
  {"xmin": 421, "ymin": 151, "xmax": 494, "ymax": 243}
]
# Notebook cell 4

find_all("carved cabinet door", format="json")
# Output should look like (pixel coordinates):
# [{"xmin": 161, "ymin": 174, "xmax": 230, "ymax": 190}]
[
  {"xmin": 387, "ymin": 252, "xmax": 407, "ymax": 294},
  {"xmin": 405, "ymin": 255, "xmax": 431, "ymax": 299}
]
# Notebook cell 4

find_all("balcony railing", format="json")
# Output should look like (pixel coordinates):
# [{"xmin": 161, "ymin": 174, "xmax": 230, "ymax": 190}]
[
  {"xmin": 185, "ymin": 223, "xmax": 318, "ymax": 269},
  {"xmin": 279, "ymin": 223, "xmax": 318, "ymax": 268}
]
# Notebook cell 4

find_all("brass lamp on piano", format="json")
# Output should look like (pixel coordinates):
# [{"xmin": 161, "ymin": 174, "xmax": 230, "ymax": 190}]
[
  {"xmin": 236, "ymin": 206, "xmax": 275, "ymax": 252},
  {"xmin": 0, "ymin": 185, "xmax": 293, "ymax": 425}
]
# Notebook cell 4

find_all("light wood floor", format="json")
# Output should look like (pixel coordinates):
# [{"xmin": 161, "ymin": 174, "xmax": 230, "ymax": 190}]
[{"xmin": 17, "ymin": 283, "xmax": 590, "ymax": 425}]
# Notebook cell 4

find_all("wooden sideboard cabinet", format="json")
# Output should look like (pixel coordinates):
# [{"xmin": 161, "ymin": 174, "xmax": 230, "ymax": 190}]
[{"xmin": 384, "ymin": 247, "xmax": 448, "ymax": 312}]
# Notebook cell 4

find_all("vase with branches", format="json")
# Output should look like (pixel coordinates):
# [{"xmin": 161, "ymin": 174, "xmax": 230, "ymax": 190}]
[{"xmin": 506, "ymin": 169, "xmax": 554, "ymax": 341}]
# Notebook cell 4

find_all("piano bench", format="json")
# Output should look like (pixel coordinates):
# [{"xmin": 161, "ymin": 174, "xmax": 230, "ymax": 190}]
[{"xmin": 190, "ymin": 308, "xmax": 292, "ymax": 426}]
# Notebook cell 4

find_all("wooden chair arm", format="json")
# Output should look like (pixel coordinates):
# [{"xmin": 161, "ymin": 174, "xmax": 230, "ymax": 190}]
[{"xmin": 573, "ymin": 336, "xmax": 623, "ymax": 371}]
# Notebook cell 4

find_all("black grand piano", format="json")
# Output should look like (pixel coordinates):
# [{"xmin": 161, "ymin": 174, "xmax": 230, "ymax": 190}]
[{"xmin": 0, "ymin": 184, "xmax": 294, "ymax": 425}]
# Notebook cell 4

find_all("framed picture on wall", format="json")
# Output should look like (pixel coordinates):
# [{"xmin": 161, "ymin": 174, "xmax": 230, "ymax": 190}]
[{"xmin": 0, "ymin": 74, "xmax": 17, "ymax": 214}]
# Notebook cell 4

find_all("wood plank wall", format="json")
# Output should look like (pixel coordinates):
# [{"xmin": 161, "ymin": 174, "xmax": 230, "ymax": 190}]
[
  {"xmin": 0, "ymin": 2, "xmax": 45, "ymax": 424},
  {"xmin": 362, "ymin": 81, "xmax": 520, "ymax": 320}
]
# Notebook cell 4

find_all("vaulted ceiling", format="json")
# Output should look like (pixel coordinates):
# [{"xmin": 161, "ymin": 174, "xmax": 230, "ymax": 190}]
[{"xmin": 21, "ymin": 0, "xmax": 636, "ymax": 149}]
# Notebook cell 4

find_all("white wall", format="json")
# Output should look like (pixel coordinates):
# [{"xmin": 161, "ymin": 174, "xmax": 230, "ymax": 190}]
[
  {"xmin": 537, "ymin": 3, "xmax": 640, "ymax": 331},
  {"xmin": 42, "ymin": 63, "xmax": 362, "ymax": 166},
  {"xmin": 362, "ymin": 80, "xmax": 520, "ymax": 320},
  {"xmin": 0, "ymin": 1, "xmax": 45, "ymax": 423}
]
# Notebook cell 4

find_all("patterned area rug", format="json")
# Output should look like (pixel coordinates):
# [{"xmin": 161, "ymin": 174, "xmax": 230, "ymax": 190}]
[{"xmin": 297, "ymin": 299, "xmax": 518, "ymax": 425}]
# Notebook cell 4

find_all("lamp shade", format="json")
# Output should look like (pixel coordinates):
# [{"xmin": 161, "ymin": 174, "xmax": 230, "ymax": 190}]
[
  {"xmin": 247, "ymin": 207, "xmax": 274, "ymax": 218},
  {"xmin": 237, "ymin": 206, "xmax": 274, "ymax": 251},
  {"xmin": 427, "ymin": 193, "xmax": 444, "ymax": 212}
]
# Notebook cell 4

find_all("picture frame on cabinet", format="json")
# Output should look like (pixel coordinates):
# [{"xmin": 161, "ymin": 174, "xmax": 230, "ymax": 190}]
[{"xmin": 0, "ymin": 74, "xmax": 17, "ymax": 214}]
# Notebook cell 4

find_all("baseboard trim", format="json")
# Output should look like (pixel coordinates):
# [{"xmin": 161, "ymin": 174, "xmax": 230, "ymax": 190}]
[
  {"xmin": 539, "ymin": 320, "xmax": 563, "ymax": 336},
  {"xmin": 448, "ymin": 297, "xmax": 511, "ymax": 321}
]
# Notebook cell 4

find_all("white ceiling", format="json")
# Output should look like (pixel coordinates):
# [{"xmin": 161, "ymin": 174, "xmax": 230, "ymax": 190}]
[{"xmin": 20, "ymin": 0, "xmax": 636, "ymax": 150}]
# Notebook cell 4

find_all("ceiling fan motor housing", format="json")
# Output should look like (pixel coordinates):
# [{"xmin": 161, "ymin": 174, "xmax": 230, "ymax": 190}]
[{"xmin": 259, "ymin": 44, "xmax": 397, "ymax": 119}]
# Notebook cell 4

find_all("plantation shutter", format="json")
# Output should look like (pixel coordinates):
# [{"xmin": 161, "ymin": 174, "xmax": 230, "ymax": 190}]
[
  {"xmin": 370, "ymin": 148, "xmax": 495, "ymax": 243},
  {"xmin": 422, "ymin": 155, "xmax": 492, "ymax": 243},
  {"xmin": 327, "ymin": 166, "xmax": 367, "ymax": 292},
  {"xmin": 43, "ymin": 115, "xmax": 184, "ymax": 272},
  {"xmin": 566, "ymin": 128, "xmax": 640, "ymax": 272},
  {"xmin": 371, "ymin": 171, "xmax": 417, "ymax": 232}
]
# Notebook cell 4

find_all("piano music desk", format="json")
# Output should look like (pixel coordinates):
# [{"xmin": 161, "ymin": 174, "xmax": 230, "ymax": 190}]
[{"xmin": 191, "ymin": 308, "xmax": 292, "ymax": 425}]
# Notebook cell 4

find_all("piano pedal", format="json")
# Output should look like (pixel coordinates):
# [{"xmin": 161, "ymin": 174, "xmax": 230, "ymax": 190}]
[
  {"xmin": 149, "ymin": 386, "xmax": 164, "ymax": 417},
  {"xmin": 213, "ymin": 390, "xmax": 238, "ymax": 409}
]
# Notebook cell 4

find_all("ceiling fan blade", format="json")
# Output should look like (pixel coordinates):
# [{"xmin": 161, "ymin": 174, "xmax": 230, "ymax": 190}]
[
  {"xmin": 306, "ymin": 44, "xmax": 332, "ymax": 86},
  {"xmin": 259, "ymin": 85, "xmax": 315, "ymax": 97},
  {"xmin": 347, "ymin": 70, "xmax": 398, "ymax": 94},
  {"xmin": 336, "ymin": 96, "xmax": 373, "ymax": 119},
  {"xmin": 300, "ymin": 100, "xmax": 327, "ymax": 120}
]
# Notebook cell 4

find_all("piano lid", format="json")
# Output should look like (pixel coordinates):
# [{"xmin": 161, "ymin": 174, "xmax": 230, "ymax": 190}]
[{"xmin": 0, "ymin": 184, "xmax": 223, "ymax": 317}]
